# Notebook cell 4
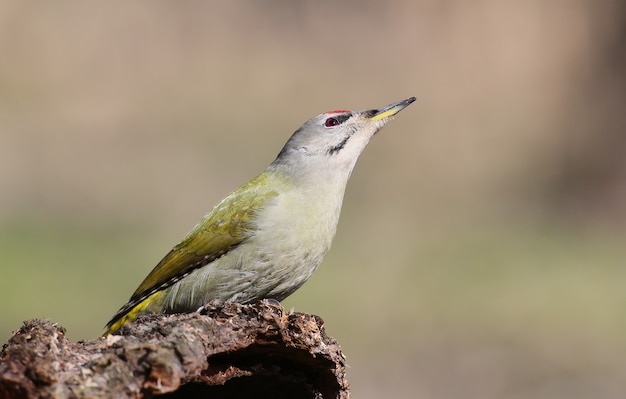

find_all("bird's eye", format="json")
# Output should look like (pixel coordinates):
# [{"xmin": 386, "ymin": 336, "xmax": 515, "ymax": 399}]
[{"xmin": 324, "ymin": 118, "xmax": 339, "ymax": 127}]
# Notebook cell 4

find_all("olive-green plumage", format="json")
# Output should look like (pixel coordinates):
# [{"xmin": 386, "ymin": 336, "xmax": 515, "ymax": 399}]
[
  {"xmin": 105, "ymin": 173, "xmax": 284, "ymax": 334},
  {"xmin": 104, "ymin": 97, "xmax": 415, "ymax": 335},
  {"xmin": 131, "ymin": 173, "xmax": 281, "ymax": 300}
]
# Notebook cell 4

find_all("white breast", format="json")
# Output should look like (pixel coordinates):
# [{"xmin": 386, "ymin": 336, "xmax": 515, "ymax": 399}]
[{"xmin": 163, "ymin": 171, "xmax": 349, "ymax": 311}]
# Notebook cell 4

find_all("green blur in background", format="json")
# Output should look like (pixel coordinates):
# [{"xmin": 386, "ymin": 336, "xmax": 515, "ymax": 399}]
[{"xmin": 1, "ymin": 2, "xmax": 626, "ymax": 398}]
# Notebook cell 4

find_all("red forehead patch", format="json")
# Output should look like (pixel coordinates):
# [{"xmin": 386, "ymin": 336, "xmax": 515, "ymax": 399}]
[{"xmin": 325, "ymin": 109, "xmax": 350, "ymax": 114}]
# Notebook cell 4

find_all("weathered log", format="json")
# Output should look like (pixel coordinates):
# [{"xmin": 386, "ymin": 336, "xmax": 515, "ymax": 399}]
[{"xmin": 0, "ymin": 302, "xmax": 350, "ymax": 398}]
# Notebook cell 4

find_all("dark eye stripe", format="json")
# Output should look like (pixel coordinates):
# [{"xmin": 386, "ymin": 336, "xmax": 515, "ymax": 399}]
[
  {"xmin": 323, "ymin": 113, "xmax": 351, "ymax": 128},
  {"xmin": 335, "ymin": 113, "xmax": 351, "ymax": 124}
]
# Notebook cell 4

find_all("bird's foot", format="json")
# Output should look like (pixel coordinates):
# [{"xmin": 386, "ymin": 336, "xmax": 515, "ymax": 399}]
[{"xmin": 262, "ymin": 298, "xmax": 282, "ymax": 307}]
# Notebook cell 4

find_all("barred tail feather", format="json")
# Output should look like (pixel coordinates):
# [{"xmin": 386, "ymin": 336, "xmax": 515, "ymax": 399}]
[{"xmin": 103, "ymin": 291, "xmax": 166, "ymax": 336}]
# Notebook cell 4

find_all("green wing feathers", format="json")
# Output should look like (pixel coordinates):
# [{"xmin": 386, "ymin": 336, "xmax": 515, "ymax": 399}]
[{"xmin": 104, "ymin": 173, "xmax": 282, "ymax": 334}]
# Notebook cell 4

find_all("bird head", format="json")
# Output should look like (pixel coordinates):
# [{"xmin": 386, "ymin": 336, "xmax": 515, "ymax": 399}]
[{"xmin": 273, "ymin": 97, "xmax": 416, "ymax": 179}]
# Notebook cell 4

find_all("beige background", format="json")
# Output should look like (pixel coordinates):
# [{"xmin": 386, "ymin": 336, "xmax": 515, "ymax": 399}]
[{"xmin": 1, "ymin": 2, "xmax": 625, "ymax": 398}]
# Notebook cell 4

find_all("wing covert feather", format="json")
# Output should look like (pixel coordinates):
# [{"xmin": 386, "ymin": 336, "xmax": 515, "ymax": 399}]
[
  {"xmin": 105, "ymin": 172, "xmax": 283, "ymax": 331},
  {"xmin": 131, "ymin": 179, "xmax": 279, "ymax": 301}
]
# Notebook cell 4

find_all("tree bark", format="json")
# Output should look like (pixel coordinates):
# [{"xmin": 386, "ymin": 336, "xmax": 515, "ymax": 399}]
[{"xmin": 0, "ymin": 302, "xmax": 350, "ymax": 398}]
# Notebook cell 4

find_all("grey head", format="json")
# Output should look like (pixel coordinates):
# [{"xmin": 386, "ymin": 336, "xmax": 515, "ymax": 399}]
[{"xmin": 272, "ymin": 97, "xmax": 416, "ymax": 180}]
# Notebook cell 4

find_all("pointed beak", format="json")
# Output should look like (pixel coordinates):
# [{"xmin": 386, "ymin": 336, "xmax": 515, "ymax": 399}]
[{"xmin": 369, "ymin": 97, "xmax": 416, "ymax": 122}]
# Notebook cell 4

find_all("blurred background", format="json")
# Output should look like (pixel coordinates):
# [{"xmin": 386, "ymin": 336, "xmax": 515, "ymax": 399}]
[{"xmin": 1, "ymin": 1, "xmax": 625, "ymax": 397}]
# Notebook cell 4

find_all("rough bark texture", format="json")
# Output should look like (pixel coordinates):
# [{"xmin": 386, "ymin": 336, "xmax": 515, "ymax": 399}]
[{"xmin": 0, "ymin": 302, "xmax": 350, "ymax": 398}]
